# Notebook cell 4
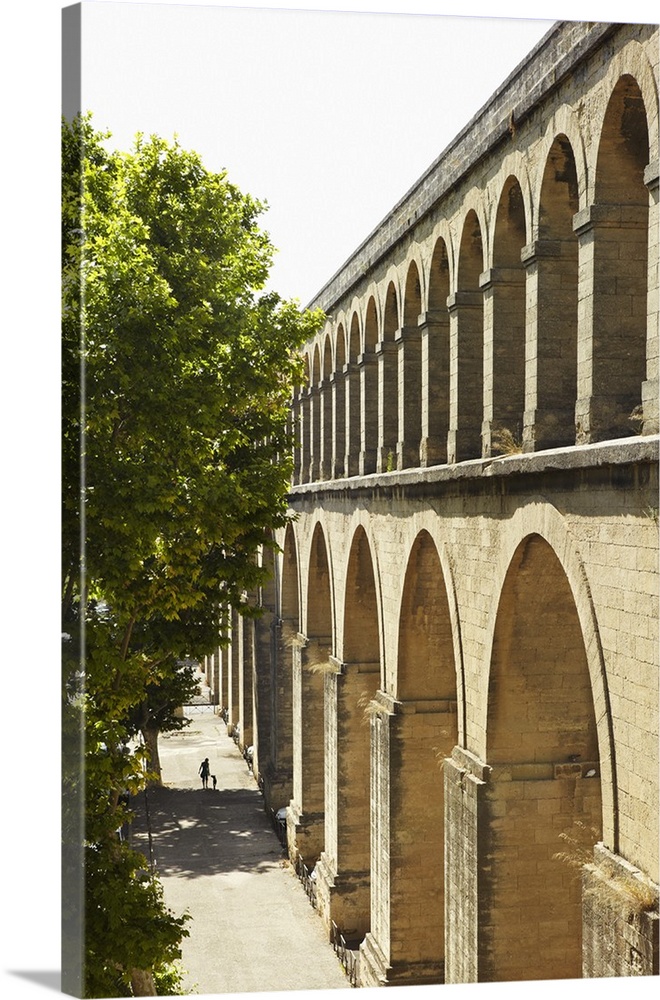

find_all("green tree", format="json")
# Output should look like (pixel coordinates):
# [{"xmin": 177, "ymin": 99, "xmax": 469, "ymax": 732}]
[
  {"xmin": 131, "ymin": 659, "xmax": 202, "ymax": 786},
  {"xmin": 62, "ymin": 113, "xmax": 323, "ymax": 996}
]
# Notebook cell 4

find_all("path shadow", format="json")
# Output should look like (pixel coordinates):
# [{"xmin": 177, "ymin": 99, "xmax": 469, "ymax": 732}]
[{"xmin": 129, "ymin": 785, "xmax": 287, "ymax": 880}]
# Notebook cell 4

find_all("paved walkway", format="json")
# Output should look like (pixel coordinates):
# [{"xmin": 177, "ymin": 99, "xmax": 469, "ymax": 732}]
[{"xmin": 131, "ymin": 708, "xmax": 350, "ymax": 995}]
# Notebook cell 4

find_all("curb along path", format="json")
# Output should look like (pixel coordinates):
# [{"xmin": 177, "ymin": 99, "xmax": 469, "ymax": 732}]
[{"xmin": 131, "ymin": 711, "xmax": 350, "ymax": 995}]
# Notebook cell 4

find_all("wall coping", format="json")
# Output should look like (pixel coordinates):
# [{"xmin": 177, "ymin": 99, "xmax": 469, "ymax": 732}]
[
  {"xmin": 306, "ymin": 19, "xmax": 621, "ymax": 314},
  {"xmin": 289, "ymin": 435, "xmax": 659, "ymax": 499}
]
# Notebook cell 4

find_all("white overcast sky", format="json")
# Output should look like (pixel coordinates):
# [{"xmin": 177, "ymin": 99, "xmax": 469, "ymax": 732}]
[
  {"xmin": 2, "ymin": 3, "xmax": 658, "ymax": 999},
  {"xmin": 77, "ymin": 2, "xmax": 556, "ymax": 306}
]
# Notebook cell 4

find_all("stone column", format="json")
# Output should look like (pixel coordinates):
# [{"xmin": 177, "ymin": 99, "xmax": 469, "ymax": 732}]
[
  {"xmin": 360, "ymin": 691, "xmax": 451, "ymax": 987},
  {"xmin": 573, "ymin": 202, "xmax": 648, "ymax": 443},
  {"xmin": 209, "ymin": 651, "xmax": 219, "ymax": 706},
  {"xmin": 299, "ymin": 388, "xmax": 311, "ymax": 484},
  {"xmin": 445, "ymin": 746, "xmax": 603, "ymax": 983},
  {"xmin": 444, "ymin": 746, "xmax": 489, "ymax": 984},
  {"xmin": 289, "ymin": 394, "xmax": 302, "ymax": 486},
  {"xmin": 343, "ymin": 362, "xmax": 361, "ymax": 477},
  {"xmin": 252, "ymin": 604, "xmax": 275, "ymax": 788},
  {"xmin": 419, "ymin": 310, "xmax": 449, "ymax": 467},
  {"xmin": 582, "ymin": 843, "xmax": 659, "ymax": 977},
  {"xmin": 330, "ymin": 370, "xmax": 345, "ymax": 480},
  {"xmin": 262, "ymin": 616, "xmax": 294, "ymax": 814},
  {"xmin": 238, "ymin": 612, "xmax": 253, "ymax": 752},
  {"xmin": 521, "ymin": 238, "xmax": 578, "ymax": 451},
  {"xmin": 447, "ymin": 290, "xmax": 484, "ymax": 463},
  {"xmin": 396, "ymin": 324, "xmax": 422, "ymax": 470},
  {"xmin": 227, "ymin": 611, "xmax": 240, "ymax": 738},
  {"xmin": 359, "ymin": 691, "xmax": 393, "ymax": 988},
  {"xmin": 287, "ymin": 634, "xmax": 327, "ymax": 867},
  {"xmin": 218, "ymin": 642, "xmax": 227, "ymax": 714},
  {"xmin": 308, "ymin": 384, "xmax": 321, "ymax": 482},
  {"xmin": 319, "ymin": 376, "xmax": 332, "ymax": 480},
  {"xmin": 641, "ymin": 161, "xmax": 659, "ymax": 435},
  {"xmin": 316, "ymin": 658, "xmax": 379, "ymax": 946},
  {"xmin": 359, "ymin": 350, "xmax": 378, "ymax": 475},
  {"xmin": 376, "ymin": 341, "xmax": 398, "ymax": 473},
  {"xmin": 480, "ymin": 266, "xmax": 525, "ymax": 457}
]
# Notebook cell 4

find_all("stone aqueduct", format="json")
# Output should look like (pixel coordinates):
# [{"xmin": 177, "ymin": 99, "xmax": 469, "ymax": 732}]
[{"xmin": 203, "ymin": 21, "xmax": 659, "ymax": 985}]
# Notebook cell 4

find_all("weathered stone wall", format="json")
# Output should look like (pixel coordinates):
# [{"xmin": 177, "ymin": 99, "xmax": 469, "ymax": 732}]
[
  {"xmin": 218, "ymin": 18, "xmax": 659, "ymax": 987},
  {"xmin": 583, "ymin": 844, "xmax": 659, "ymax": 977},
  {"xmin": 292, "ymin": 18, "xmax": 659, "ymax": 480},
  {"xmin": 279, "ymin": 439, "xmax": 659, "ymax": 983}
]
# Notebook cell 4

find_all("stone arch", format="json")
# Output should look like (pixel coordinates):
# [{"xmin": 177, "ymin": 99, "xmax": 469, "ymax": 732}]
[
  {"xmin": 529, "ymin": 131, "xmax": 580, "ymax": 450},
  {"xmin": 421, "ymin": 235, "xmax": 451, "ymax": 466},
  {"xmin": 453, "ymin": 192, "xmax": 489, "ymax": 279},
  {"xmin": 451, "ymin": 208, "xmax": 485, "ymax": 461},
  {"xmin": 344, "ymin": 311, "xmax": 362, "ymax": 475},
  {"xmin": 535, "ymin": 105, "xmax": 588, "ymax": 214},
  {"xmin": 309, "ymin": 343, "xmax": 322, "ymax": 480},
  {"xmin": 585, "ymin": 41, "xmax": 659, "ymax": 202},
  {"xmin": 348, "ymin": 310, "xmax": 361, "ymax": 362},
  {"xmin": 377, "ymin": 281, "xmax": 399, "ymax": 471},
  {"xmin": 374, "ymin": 530, "xmax": 459, "ymax": 984},
  {"xmin": 320, "ymin": 332, "xmax": 333, "ymax": 479},
  {"xmin": 298, "ymin": 352, "xmax": 313, "ymax": 483},
  {"xmin": 305, "ymin": 520, "xmax": 334, "ymax": 643},
  {"xmin": 320, "ymin": 525, "xmax": 381, "ymax": 945},
  {"xmin": 488, "ymin": 174, "xmax": 527, "ymax": 453},
  {"xmin": 322, "ymin": 330, "xmax": 333, "ymax": 381},
  {"xmin": 281, "ymin": 522, "xmax": 300, "ymax": 625},
  {"xmin": 398, "ymin": 260, "xmax": 423, "ymax": 468},
  {"xmin": 402, "ymin": 258, "xmax": 422, "ymax": 327},
  {"xmin": 336, "ymin": 513, "xmax": 388, "ymax": 688},
  {"xmin": 397, "ymin": 530, "xmax": 457, "ymax": 702},
  {"xmin": 332, "ymin": 323, "xmax": 347, "ymax": 479},
  {"xmin": 382, "ymin": 279, "xmax": 399, "ymax": 342},
  {"xmin": 342, "ymin": 525, "xmax": 381, "ymax": 665},
  {"xmin": 428, "ymin": 234, "xmax": 452, "ymax": 312},
  {"xmin": 311, "ymin": 342, "xmax": 321, "ymax": 384},
  {"xmin": 486, "ymin": 151, "xmax": 534, "ymax": 252},
  {"xmin": 360, "ymin": 296, "xmax": 379, "ymax": 474},
  {"xmin": 335, "ymin": 322, "xmax": 346, "ymax": 370},
  {"xmin": 587, "ymin": 72, "xmax": 650, "ymax": 441},
  {"xmin": 292, "ymin": 521, "xmax": 332, "ymax": 866},
  {"xmin": 480, "ymin": 500, "xmax": 615, "ymax": 844},
  {"xmin": 266, "ymin": 523, "xmax": 298, "ymax": 813},
  {"xmin": 482, "ymin": 530, "xmax": 603, "ymax": 982},
  {"xmin": 252, "ymin": 539, "xmax": 278, "ymax": 792}
]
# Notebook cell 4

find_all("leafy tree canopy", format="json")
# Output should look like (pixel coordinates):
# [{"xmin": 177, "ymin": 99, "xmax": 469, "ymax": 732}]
[{"xmin": 61, "ymin": 113, "xmax": 322, "ymax": 995}]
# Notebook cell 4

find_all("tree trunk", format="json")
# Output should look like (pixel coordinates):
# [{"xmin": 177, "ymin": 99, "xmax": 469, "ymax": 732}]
[
  {"xmin": 130, "ymin": 967, "xmax": 157, "ymax": 996},
  {"xmin": 142, "ymin": 725, "xmax": 162, "ymax": 786}
]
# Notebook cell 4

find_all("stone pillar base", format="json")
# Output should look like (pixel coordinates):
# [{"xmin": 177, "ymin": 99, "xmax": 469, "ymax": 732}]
[
  {"xmin": 396, "ymin": 440, "xmax": 419, "ymax": 470},
  {"xmin": 314, "ymin": 854, "xmax": 371, "ymax": 944},
  {"xmin": 261, "ymin": 766, "xmax": 293, "ymax": 816},
  {"xmin": 359, "ymin": 449, "xmax": 377, "ymax": 476},
  {"xmin": 358, "ymin": 932, "xmax": 389, "ymax": 987},
  {"xmin": 312, "ymin": 852, "xmax": 335, "ymax": 936},
  {"xmin": 358, "ymin": 933, "xmax": 444, "ymax": 987},
  {"xmin": 285, "ymin": 802, "xmax": 324, "ymax": 869},
  {"xmin": 419, "ymin": 435, "xmax": 446, "ymax": 467},
  {"xmin": 641, "ymin": 378, "xmax": 659, "ymax": 435},
  {"xmin": 376, "ymin": 445, "xmax": 397, "ymax": 474},
  {"xmin": 583, "ymin": 844, "xmax": 659, "ymax": 977}
]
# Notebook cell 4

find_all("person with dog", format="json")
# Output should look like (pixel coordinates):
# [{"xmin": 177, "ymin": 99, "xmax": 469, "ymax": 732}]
[{"xmin": 199, "ymin": 757, "xmax": 210, "ymax": 789}]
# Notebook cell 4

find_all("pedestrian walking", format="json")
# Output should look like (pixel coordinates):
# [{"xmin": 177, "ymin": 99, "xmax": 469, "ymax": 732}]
[{"xmin": 199, "ymin": 757, "xmax": 210, "ymax": 789}]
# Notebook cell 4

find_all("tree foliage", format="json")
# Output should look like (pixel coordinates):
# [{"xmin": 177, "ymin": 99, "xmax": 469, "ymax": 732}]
[{"xmin": 62, "ymin": 113, "xmax": 323, "ymax": 995}]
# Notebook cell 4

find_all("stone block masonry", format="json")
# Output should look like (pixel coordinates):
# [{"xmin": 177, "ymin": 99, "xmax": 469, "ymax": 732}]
[{"xmin": 219, "ymin": 19, "xmax": 659, "ymax": 988}]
